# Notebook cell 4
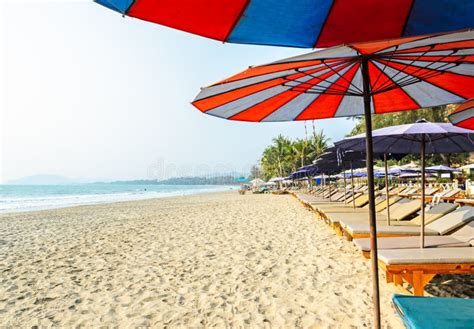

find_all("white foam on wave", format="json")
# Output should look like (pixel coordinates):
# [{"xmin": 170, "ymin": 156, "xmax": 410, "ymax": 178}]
[{"xmin": 0, "ymin": 186, "xmax": 233, "ymax": 214}]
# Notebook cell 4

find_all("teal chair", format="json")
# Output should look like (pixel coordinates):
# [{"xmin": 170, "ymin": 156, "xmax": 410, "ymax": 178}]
[{"xmin": 392, "ymin": 294, "xmax": 474, "ymax": 329}]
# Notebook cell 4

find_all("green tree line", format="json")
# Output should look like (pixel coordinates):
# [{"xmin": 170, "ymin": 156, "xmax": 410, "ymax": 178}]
[{"xmin": 253, "ymin": 130, "xmax": 330, "ymax": 180}]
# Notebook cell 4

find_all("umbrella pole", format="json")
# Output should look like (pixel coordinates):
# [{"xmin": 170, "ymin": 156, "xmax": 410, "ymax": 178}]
[
  {"xmin": 322, "ymin": 173, "xmax": 325, "ymax": 198},
  {"xmin": 351, "ymin": 162, "xmax": 356, "ymax": 208},
  {"xmin": 420, "ymin": 135, "xmax": 426, "ymax": 248},
  {"xmin": 384, "ymin": 154, "xmax": 391, "ymax": 226},
  {"xmin": 362, "ymin": 57, "xmax": 381, "ymax": 329},
  {"xmin": 343, "ymin": 163, "xmax": 347, "ymax": 203},
  {"xmin": 329, "ymin": 174, "xmax": 332, "ymax": 201}
]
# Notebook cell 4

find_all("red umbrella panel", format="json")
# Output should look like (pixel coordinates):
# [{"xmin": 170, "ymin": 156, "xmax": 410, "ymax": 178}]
[
  {"xmin": 449, "ymin": 99, "xmax": 474, "ymax": 130},
  {"xmin": 193, "ymin": 30, "xmax": 474, "ymax": 121}
]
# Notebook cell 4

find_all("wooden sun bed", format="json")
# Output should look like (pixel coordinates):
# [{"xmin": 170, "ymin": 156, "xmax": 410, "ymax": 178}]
[
  {"xmin": 331, "ymin": 199, "xmax": 422, "ymax": 237},
  {"xmin": 359, "ymin": 236, "xmax": 472, "ymax": 258},
  {"xmin": 344, "ymin": 205, "xmax": 474, "ymax": 240},
  {"xmin": 390, "ymin": 202, "xmax": 458, "ymax": 226},
  {"xmin": 315, "ymin": 193, "xmax": 388, "ymax": 212},
  {"xmin": 378, "ymin": 247, "xmax": 474, "ymax": 296},
  {"xmin": 455, "ymin": 198, "xmax": 474, "ymax": 206},
  {"xmin": 353, "ymin": 220, "xmax": 474, "ymax": 258}
]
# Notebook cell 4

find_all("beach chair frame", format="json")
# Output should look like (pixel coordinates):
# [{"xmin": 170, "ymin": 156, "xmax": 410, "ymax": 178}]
[{"xmin": 379, "ymin": 261, "xmax": 474, "ymax": 296}]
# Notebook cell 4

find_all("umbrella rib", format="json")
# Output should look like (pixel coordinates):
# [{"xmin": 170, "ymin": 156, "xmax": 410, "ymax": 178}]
[
  {"xmin": 371, "ymin": 55, "xmax": 460, "ymax": 94},
  {"xmin": 284, "ymin": 76, "xmax": 362, "ymax": 96},
  {"xmin": 370, "ymin": 46, "xmax": 434, "ymax": 93},
  {"xmin": 372, "ymin": 47, "xmax": 466, "ymax": 93},
  {"xmin": 369, "ymin": 64, "xmax": 455, "ymax": 95},
  {"xmin": 374, "ymin": 136, "xmax": 400, "ymax": 153},
  {"xmin": 320, "ymin": 59, "xmax": 364, "ymax": 94},
  {"xmin": 389, "ymin": 59, "xmax": 458, "ymax": 85},
  {"xmin": 444, "ymin": 134, "xmax": 469, "ymax": 153},
  {"xmin": 288, "ymin": 62, "xmax": 363, "ymax": 95},
  {"xmin": 370, "ymin": 46, "xmax": 401, "ymax": 92},
  {"xmin": 286, "ymin": 79, "xmax": 362, "ymax": 96}
]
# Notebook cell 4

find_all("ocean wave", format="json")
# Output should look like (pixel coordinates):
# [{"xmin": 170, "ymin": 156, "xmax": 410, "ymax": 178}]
[{"xmin": 0, "ymin": 185, "xmax": 233, "ymax": 214}]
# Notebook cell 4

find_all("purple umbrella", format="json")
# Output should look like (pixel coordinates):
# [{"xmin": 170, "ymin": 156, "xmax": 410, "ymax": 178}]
[
  {"xmin": 335, "ymin": 120, "xmax": 474, "ymax": 247},
  {"xmin": 426, "ymin": 165, "xmax": 462, "ymax": 173},
  {"xmin": 320, "ymin": 147, "xmax": 405, "ymax": 210},
  {"xmin": 313, "ymin": 156, "xmax": 366, "ymax": 203},
  {"xmin": 316, "ymin": 149, "xmax": 367, "ymax": 205}
]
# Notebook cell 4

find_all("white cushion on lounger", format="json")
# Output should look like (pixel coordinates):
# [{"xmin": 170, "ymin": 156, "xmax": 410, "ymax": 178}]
[
  {"xmin": 347, "ymin": 225, "xmax": 438, "ymax": 236},
  {"xmin": 353, "ymin": 236, "xmax": 472, "ymax": 252},
  {"xmin": 426, "ymin": 206, "xmax": 474, "ymax": 235},
  {"xmin": 378, "ymin": 247, "xmax": 474, "ymax": 265}
]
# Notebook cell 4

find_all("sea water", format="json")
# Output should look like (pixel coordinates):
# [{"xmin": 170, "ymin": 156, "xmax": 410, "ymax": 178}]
[{"xmin": 0, "ymin": 184, "xmax": 233, "ymax": 214}]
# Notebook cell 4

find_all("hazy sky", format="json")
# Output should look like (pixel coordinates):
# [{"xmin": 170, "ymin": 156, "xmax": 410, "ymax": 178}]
[{"xmin": 0, "ymin": 1, "xmax": 356, "ymax": 183}]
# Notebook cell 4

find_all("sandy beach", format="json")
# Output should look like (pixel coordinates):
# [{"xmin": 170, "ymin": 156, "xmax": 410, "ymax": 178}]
[{"xmin": 0, "ymin": 191, "xmax": 442, "ymax": 328}]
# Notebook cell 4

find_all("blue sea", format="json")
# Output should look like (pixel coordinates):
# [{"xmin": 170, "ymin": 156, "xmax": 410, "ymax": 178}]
[{"xmin": 0, "ymin": 184, "xmax": 234, "ymax": 214}]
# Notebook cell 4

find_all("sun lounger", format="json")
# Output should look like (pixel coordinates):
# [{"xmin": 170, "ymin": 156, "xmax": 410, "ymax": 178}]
[
  {"xmin": 354, "ymin": 221, "xmax": 474, "ymax": 258},
  {"xmin": 354, "ymin": 185, "xmax": 368, "ymax": 193},
  {"xmin": 372, "ymin": 196, "xmax": 402, "ymax": 212},
  {"xmin": 335, "ymin": 198, "xmax": 421, "ymax": 228},
  {"xmin": 424, "ymin": 206, "xmax": 474, "ymax": 236},
  {"xmin": 343, "ymin": 192, "xmax": 363, "ymax": 204},
  {"xmin": 313, "ymin": 197, "xmax": 391, "ymax": 220},
  {"xmin": 378, "ymin": 247, "xmax": 474, "ymax": 296},
  {"xmin": 333, "ymin": 190, "xmax": 354, "ymax": 202},
  {"xmin": 390, "ymin": 202, "xmax": 458, "ymax": 226},
  {"xmin": 344, "ymin": 205, "xmax": 474, "ymax": 240},
  {"xmin": 392, "ymin": 294, "xmax": 474, "ymax": 329},
  {"xmin": 387, "ymin": 186, "xmax": 403, "ymax": 195},
  {"xmin": 441, "ymin": 188, "xmax": 462, "ymax": 198},
  {"xmin": 399, "ymin": 187, "xmax": 420, "ymax": 197},
  {"xmin": 353, "ymin": 193, "xmax": 372, "ymax": 207},
  {"xmin": 318, "ymin": 198, "xmax": 415, "ymax": 236}
]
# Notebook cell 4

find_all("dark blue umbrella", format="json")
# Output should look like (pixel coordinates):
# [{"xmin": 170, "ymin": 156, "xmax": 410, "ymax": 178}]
[
  {"xmin": 317, "ymin": 147, "xmax": 405, "ymax": 208},
  {"xmin": 290, "ymin": 164, "xmax": 322, "ymax": 180},
  {"xmin": 313, "ymin": 155, "xmax": 367, "ymax": 203},
  {"xmin": 335, "ymin": 120, "xmax": 474, "ymax": 247}
]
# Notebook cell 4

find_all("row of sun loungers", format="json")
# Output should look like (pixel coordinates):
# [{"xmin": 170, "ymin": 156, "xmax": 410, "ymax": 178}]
[{"xmin": 292, "ymin": 186, "xmax": 474, "ymax": 298}]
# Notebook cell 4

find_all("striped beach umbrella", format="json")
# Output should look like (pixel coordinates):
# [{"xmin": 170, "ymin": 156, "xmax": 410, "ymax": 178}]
[
  {"xmin": 192, "ymin": 30, "xmax": 474, "ymax": 121},
  {"xmin": 448, "ymin": 99, "xmax": 474, "ymax": 130},
  {"xmin": 192, "ymin": 30, "xmax": 474, "ymax": 326},
  {"xmin": 95, "ymin": 0, "xmax": 474, "ymax": 48}
]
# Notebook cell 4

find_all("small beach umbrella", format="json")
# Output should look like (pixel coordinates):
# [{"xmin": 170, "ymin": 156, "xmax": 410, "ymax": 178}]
[
  {"xmin": 95, "ymin": 0, "xmax": 474, "ymax": 48},
  {"xmin": 448, "ymin": 99, "xmax": 474, "ymax": 130},
  {"xmin": 192, "ymin": 30, "xmax": 474, "ymax": 326},
  {"xmin": 335, "ymin": 120, "xmax": 474, "ymax": 247},
  {"xmin": 250, "ymin": 178, "xmax": 265, "ymax": 187},
  {"xmin": 426, "ymin": 165, "xmax": 462, "ymax": 173}
]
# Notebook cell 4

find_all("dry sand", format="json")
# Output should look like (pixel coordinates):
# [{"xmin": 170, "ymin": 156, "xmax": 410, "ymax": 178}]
[{"xmin": 0, "ymin": 191, "xmax": 427, "ymax": 327}]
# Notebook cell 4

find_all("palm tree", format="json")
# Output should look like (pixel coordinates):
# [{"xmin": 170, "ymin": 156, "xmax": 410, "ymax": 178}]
[
  {"xmin": 292, "ymin": 139, "xmax": 307, "ymax": 169},
  {"xmin": 307, "ymin": 130, "xmax": 330, "ymax": 160},
  {"xmin": 273, "ymin": 135, "xmax": 292, "ymax": 177},
  {"xmin": 259, "ymin": 131, "xmax": 330, "ymax": 179}
]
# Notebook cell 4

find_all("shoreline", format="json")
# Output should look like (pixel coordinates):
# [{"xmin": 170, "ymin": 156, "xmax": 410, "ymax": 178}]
[{"xmin": 0, "ymin": 185, "xmax": 236, "ymax": 215}]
